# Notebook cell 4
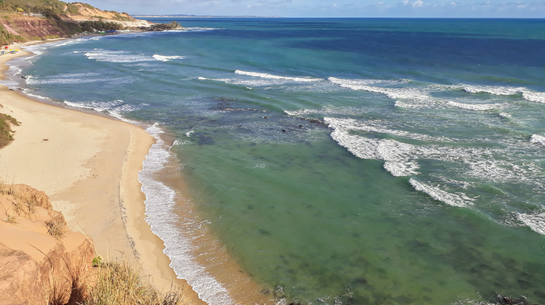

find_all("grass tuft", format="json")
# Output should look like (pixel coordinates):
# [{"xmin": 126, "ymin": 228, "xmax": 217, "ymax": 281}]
[
  {"xmin": 45, "ymin": 215, "xmax": 66, "ymax": 240},
  {"xmin": 0, "ymin": 113, "xmax": 20, "ymax": 148},
  {"xmin": 82, "ymin": 261, "xmax": 184, "ymax": 305},
  {"xmin": 2, "ymin": 213, "xmax": 17, "ymax": 224}
]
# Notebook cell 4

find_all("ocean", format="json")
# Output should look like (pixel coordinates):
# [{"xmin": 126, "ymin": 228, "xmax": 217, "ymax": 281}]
[{"xmin": 4, "ymin": 18, "xmax": 545, "ymax": 304}]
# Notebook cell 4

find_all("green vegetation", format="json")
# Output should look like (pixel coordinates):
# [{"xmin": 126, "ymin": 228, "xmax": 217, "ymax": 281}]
[
  {"xmin": 0, "ymin": 0, "xmax": 86, "ymax": 15},
  {"xmin": 40, "ymin": 9, "xmax": 83, "ymax": 35},
  {"xmin": 113, "ymin": 12, "xmax": 131, "ymax": 21},
  {"xmin": 80, "ymin": 20, "xmax": 123, "ymax": 32},
  {"xmin": 47, "ymin": 258, "xmax": 185, "ymax": 305},
  {"xmin": 0, "ymin": 23, "xmax": 25, "ymax": 45},
  {"xmin": 82, "ymin": 261, "xmax": 184, "ymax": 305},
  {"xmin": 0, "ymin": 111, "xmax": 20, "ymax": 148},
  {"xmin": 92, "ymin": 256, "xmax": 103, "ymax": 267},
  {"xmin": 149, "ymin": 21, "xmax": 181, "ymax": 31}
]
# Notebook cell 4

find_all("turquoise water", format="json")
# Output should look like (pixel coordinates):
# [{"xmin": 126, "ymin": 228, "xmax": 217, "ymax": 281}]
[{"xmin": 6, "ymin": 18, "xmax": 545, "ymax": 304}]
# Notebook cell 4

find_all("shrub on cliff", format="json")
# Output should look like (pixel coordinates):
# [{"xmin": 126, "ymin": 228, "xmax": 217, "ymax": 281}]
[
  {"xmin": 0, "ymin": 23, "xmax": 25, "ymax": 45},
  {"xmin": 148, "ymin": 21, "xmax": 181, "ymax": 31},
  {"xmin": 0, "ymin": 0, "xmax": 74, "ymax": 15},
  {"xmin": 82, "ymin": 261, "xmax": 184, "ymax": 305},
  {"xmin": 0, "ymin": 111, "xmax": 20, "ymax": 148},
  {"xmin": 80, "ymin": 20, "xmax": 124, "ymax": 32}
]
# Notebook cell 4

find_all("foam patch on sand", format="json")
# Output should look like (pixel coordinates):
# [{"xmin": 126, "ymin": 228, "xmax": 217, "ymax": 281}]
[
  {"xmin": 63, "ymin": 100, "xmax": 147, "ymax": 123},
  {"xmin": 140, "ymin": 124, "xmax": 235, "ymax": 305}
]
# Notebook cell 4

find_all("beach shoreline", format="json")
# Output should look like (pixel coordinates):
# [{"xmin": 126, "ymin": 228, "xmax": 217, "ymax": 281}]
[{"xmin": 0, "ymin": 41, "xmax": 205, "ymax": 304}]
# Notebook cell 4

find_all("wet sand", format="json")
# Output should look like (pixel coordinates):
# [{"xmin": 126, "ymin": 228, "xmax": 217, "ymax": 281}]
[{"xmin": 0, "ymin": 43, "xmax": 205, "ymax": 304}]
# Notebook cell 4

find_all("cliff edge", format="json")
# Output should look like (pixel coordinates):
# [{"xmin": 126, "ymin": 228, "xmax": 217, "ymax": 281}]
[
  {"xmin": 0, "ymin": 184, "xmax": 95, "ymax": 305},
  {"xmin": 0, "ymin": 0, "xmax": 152, "ymax": 45}
]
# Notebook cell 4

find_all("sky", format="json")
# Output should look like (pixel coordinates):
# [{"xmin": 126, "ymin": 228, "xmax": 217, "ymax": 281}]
[{"xmin": 84, "ymin": 0, "xmax": 545, "ymax": 18}]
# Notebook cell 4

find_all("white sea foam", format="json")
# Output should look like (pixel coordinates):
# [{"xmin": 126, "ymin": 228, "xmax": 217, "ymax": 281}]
[
  {"xmin": 327, "ymin": 123, "xmax": 420, "ymax": 177},
  {"xmin": 328, "ymin": 78, "xmax": 428, "ymax": 100},
  {"xmin": 84, "ymin": 50, "xmax": 154, "ymax": 63},
  {"xmin": 328, "ymin": 77, "xmax": 410, "ymax": 87},
  {"xmin": 459, "ymin": 84, "xmax": 545, "ymax": 104},
  {"xmin": 530, "ymin": 134, "xmax": 545, "ymax": 146},
  {"xmin": 139, "ymin": 124, "xmax": 234, "ymax": 305},
  {"xmin": 169, "ymin": 27, "xmax": 221, "ymax": 32},
  {"xmin": 499, "ymin": 112, "xmax": 512, "ymax": 118},
  {"xmin": 517, "ymin": 212, "xmax": 545, "ymax": 235},
  {"xmin": 62, "ymin": 100, "xmax": 145, "ymax": 123},
  {"xmin": 152, "ymin": 54, "xmax": 186, "ymax": 62},
  {"xmin": 21, "ymin": 89, "xmax": 52, "ymax": 101},
  {"xmin": 325, "ymin": 115, "xmax": 545, "ymax": 208},
  {"xmin": 172, "ymin": 139, "xmax": 190, "ymax": 146},
  {"xmin": 0, "ymin": 80, "xmax": 20, "ymax": 88},
  {"xmin": 462, "ymin": 85, "xmax": 524, "ymax": 96},
  {"xmin": 522, "ymin": 91, "xmax": 545, "ymax": 103},
  {"xmin": 22, "ymin": 37, "xmax": 91, "ymax": 60},
  {"xmin": 326, "ymin": 118, "xmax": 543, "ymax": 185},
  {"xmin": 235, "ymin": 70, "xmax": 321, "ymax": 82},
  {"xmin": 409, "ymin": 179, "xmax": 474, "ymax": 207},
  {"xmin": 26, "ymin": 73, "xmax": 131, "ymax": 85},
  {"xmin": 200, "ymin": 76, "xmax": 309, "ymax": 88},
  {"xmin": 325, "ymin": 117, "xmax": 453, "ymax": 143},
  {"xmin": 446, "ymin": 101, "xmax": 507, "ymax": 111},
  {"xmin": 284, "ymin": 106, "xmax": 367, "ymax": 117},
  {"xmin": 394, "ymin": 100, "xmax": 425, "ymax": 109},
  {"xmin": 8, "ymin": 65, "xmax": 22, "ymax": 76}
]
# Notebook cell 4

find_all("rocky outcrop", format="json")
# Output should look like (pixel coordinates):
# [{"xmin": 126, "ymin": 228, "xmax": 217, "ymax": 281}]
[
  {"xmin": 0, "ymin": 244, "xmax": 43, "ymax": 305},
  {"xmin": 0, "ymin": 184, "xmax": 95, "ymax": 305}
]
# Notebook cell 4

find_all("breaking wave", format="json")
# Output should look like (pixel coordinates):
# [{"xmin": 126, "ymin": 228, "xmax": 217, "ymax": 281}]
[
  {"xmin": 152, "ymin": 54, "xmax": 186, "ymax": 62},
  {"xmin": 235, "ymin": 70, "xmax": 322, "ymax": 82}
]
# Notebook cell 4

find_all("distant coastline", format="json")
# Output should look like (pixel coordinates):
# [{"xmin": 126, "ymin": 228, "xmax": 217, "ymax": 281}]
[{"xmin": 133, "ymin": 14, "xmax": 277, "ymax": 18}]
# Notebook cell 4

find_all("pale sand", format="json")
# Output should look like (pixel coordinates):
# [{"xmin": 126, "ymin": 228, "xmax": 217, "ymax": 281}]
[
  {"xmin": 0, "ymin": 192, "xmax": 87, "ymax": 262},
  {"xmin": 0, "ymin": 45, "xmax": 205, "ymax": 304}
]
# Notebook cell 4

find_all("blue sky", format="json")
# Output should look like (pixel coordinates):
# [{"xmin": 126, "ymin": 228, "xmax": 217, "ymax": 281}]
[{"xmin": 85, "ymin": 0, "xmax": 545, "ymax": 17}]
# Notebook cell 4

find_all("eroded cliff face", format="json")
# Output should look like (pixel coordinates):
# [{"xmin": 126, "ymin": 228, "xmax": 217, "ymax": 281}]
[
  {"xmin": 0, "ymin": 2, "xmax": 151, "ymax": 44},
  {"xmin": 64, "ymin": 3, "xmax": 151, "ymax": 27},
  {"xmin": 0, "ymin": 16, "xmax": 66, "ymax": 40},
  {"xmin": 0, "ymin": 184, "xmax": 95, "ymax": 305}
]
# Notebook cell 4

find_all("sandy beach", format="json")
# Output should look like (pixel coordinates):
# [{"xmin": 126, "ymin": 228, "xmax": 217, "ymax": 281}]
[{"xmin": 0, "ymin": 44, "xmax": 205, "ymax": 304}]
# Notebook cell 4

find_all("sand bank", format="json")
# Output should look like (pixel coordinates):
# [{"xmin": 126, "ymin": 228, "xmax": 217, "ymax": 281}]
[{"xmin": 0, "ymin": 44, "xmax": 205, "ymax": 304}]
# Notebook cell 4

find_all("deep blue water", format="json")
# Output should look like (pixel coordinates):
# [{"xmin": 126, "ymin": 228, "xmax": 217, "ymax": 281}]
[{"xmin": 5, "ymin": 18, "xmax": 545, "ymax": 305}]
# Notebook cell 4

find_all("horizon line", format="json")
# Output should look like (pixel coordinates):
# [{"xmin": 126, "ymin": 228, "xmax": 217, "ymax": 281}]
[{"xmin": 132, "ymin": 15, "xmax": 545, "ymax": 19}]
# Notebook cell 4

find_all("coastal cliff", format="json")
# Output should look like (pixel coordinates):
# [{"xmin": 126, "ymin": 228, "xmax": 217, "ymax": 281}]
[
  {"xmin": 0, "ymin": 0, "xmax": 152, "ymax": 44},
  {"xmin": 0, "ymin": 184, "xmax": 95, "ymax": 305},
  {"xmin": 0, "ymin": 46, "xmax": 205, "ymax": 304}
]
